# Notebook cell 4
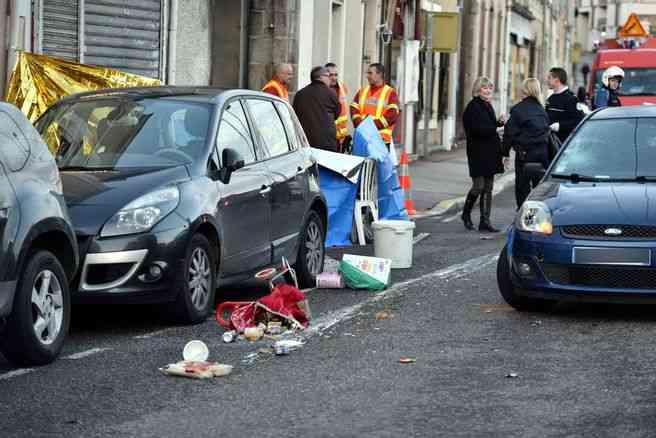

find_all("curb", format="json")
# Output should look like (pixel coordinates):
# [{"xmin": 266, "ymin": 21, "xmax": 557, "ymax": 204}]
[{"xmin": 411, "ymin": 172, "xmax": 515, "ymax": 220}]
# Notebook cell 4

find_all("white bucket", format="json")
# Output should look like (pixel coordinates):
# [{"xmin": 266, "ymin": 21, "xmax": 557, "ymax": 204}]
[{"xmin": 372, "ymin": 220, "xmax": 416, "ymax": 269}]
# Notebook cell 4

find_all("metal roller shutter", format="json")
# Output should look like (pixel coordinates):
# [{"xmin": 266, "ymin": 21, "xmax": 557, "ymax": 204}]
[
  {"xmin": 41, "ymin": 0, "xmax": 80, "ymax": 61},
  {"xmin": 84, "ymin": 0, "xmax": 163, "ymax": 79}
]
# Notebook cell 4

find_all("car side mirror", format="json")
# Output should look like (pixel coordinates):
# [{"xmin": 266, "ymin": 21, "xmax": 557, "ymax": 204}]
[
  {"xmin": 218, "ymin": 148, "xmax": 245, "ymax": 184},
  {"xmin": 524, "ymin": 162, "xmax": 546, "ymax": 180}
]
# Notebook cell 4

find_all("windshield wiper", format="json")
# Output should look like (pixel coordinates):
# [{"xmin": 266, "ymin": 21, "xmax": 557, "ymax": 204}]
[
  {"xmin": 550, "ymin": 173, "xmax": 601, "ymax": 182},
  {"xmin": 635, "ymin": 175, "xmax": 656, "ymax": 183},
  {"xmin": 58, "ymin": 165, "xmax": 116, "ymax": 171}
]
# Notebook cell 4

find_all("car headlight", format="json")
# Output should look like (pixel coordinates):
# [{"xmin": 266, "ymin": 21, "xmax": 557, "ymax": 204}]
[
  {"xmin": 101, "ymin": 186, "xmax": 180, "ymax": 237},
  {"xmin": 516, "ymin": 201, "xmax": 553, "ymax": 235}
]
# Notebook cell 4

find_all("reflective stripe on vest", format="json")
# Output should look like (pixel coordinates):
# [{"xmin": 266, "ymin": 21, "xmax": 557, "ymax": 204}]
[
  {"xmin": 356, "ymin": 84, "xmax": 395, "ymax": 143},
  {"xmin": 262, "ymin": 80, "xmax": 289, "ymax": 101},
  {"xmin": 335, "ymin": 82, "xmax": 349, "ymax": 141}
]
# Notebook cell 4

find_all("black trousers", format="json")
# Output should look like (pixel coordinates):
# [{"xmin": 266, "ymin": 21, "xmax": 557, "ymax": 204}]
[
  {"xmin": 515, "ymin": 160, "xmax": 541, "ymax": 208},
  {"xmin": 468, "ymin": 176, "xmax": 494, "ymax": 196}
]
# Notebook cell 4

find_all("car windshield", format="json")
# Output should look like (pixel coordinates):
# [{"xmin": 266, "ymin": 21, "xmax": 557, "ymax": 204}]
[
  {"xmin": 35, "ymin": 97, "xmax": 212, "ymax": 170},
  {"xmin": 551, "ymin": 117, "xmax": 656, "ymax": 180},
  {"xmin": 594, "ymin": 68, "xmax": 656, "ymax": 96}
]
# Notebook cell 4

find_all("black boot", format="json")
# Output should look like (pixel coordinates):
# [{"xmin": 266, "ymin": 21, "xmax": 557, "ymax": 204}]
[
  {"xmin": 461, "ymin": 192, "xmax": 478, "ymax": 230},
  {"xmin": 479, "ymin": 192, "xmax": 500, "ymax": 233}
]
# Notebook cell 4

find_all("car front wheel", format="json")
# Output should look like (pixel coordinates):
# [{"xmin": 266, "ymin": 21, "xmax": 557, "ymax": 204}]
[
  {"xmin": 0, "ymin": 250, "xmax": 71, "ymax": 366},
  {"xmin": 169, "ymin": 233, "xmax": 216, "ymax": 324},
  {"xmin": 295, "ymin": 210, "xmax": 325, "ymax": 288},
  {"xmin": 497, "ymin": 245, "xmax": 555, "ymax": 312}
]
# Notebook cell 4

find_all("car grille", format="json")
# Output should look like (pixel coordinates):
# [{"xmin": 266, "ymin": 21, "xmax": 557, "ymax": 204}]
[
  {"xmin": 561, "ymin": 225, "xmax": 656, "ymax": 240},
  {"xmin": 542, "ymin": 264, "xmax": 656, "ymax": 289}
]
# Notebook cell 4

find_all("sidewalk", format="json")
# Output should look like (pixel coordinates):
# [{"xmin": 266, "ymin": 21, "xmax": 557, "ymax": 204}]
[{"xmin": 408, "ymin": 147, "xmax": 515, "ymax": 218}]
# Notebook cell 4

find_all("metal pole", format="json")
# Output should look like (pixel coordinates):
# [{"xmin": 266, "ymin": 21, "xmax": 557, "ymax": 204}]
[
  {"xmin": 421, "ymin": 12, "xmax": 433, "ymax": 158},
  {"xmin": 402, "ymin": 0, "xmax": 415, "ymax": 156}
]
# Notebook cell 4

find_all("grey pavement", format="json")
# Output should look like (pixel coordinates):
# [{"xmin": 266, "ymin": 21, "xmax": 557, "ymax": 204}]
[{"xmin": 408, "ymin": 146, "xmax": 515, "ymax": 214}]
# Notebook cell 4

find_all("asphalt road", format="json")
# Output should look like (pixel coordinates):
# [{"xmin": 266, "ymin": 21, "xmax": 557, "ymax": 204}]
[{"xmin": 3, "ymin": 187, "xmax": 656, "ymax": 437}]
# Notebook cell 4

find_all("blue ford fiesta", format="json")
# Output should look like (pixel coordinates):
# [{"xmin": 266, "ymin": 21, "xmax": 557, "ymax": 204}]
[{"xmin": 498, "ymin": 105, "xmax": 656, "ymax": 311}]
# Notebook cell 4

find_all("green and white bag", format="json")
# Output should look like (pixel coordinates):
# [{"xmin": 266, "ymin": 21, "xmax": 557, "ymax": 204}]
[{"xmin": 338, "ymin": 254, "xmax": 392, "ymax": 291}]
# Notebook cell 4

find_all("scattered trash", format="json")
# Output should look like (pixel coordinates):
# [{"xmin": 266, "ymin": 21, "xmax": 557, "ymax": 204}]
[
  {"xmin": 267, "ymin": 321, "xmax": 282, "ymax": 335},
  {"xmin": 316, "ymin": 271, "xmax": 345, "ymax": 289},
  {"xmin": 222, "ymin": 330, "xmax": 237, "ymax": 343},
  {"xmin": 274, "ymin": 339, "xmax": 305, "ymax": 351},
  {"xmin": 241, "ymin": 352, "xmax": 260, "ymax": 365},
  {"xmin": 338, "ymin": 254, "xmax": 392, "ymax": 291},
  {"xmin": 244, "ymin": 326, "xmax": 264, "ymax": 342},
  {"xmin": 257, "ymin": 347, "xmax": 274, "ymax": 355},
  {"xmin": 275, "ymin": 343, "xmax": 290, "ymax": 356},
  {"xmin": 530, "ymin": 320, "xmax": 543, "ymax": 327},
  {"xmin": 399, "ymin": 357, "xmax": 416, "ymax": 364},
  {"xmin": 160, "ymin": 361, "xmax": 233, "ymax": 379},
  {"xmin": 343, "ymin": 332, "xmax": 356, "ymax": 337},
  {"xmin": 375, "ymin": 310, "xmax": 395, "ymax": 321},
  {"xmin": 254, "ymin": 267, "xmax": 277, "ymax": 281},
  {"xmin": 505, "ymin": 372, "xmax": 519, "ymax": 379},
  {"xmin": 183, "ymin": 340, "xmax": 209, "ymax": 362},
  {"xmin": 480, "ymin": 236, "xmax": 494, "ymax": 240}
]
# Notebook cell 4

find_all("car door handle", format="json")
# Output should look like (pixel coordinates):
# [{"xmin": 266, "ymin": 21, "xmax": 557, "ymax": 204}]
[{"xmin": 259, "ymin": 185, "xmax": 271, "ymax": 195}]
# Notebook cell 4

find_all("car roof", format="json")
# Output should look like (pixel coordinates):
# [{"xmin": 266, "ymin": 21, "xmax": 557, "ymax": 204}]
[
  {"xmin": 57, "ymin": 86, "xmax": 281, "ymax": 105},
  {"xmin": 589, "ymin": 105, "xmax": 656, "ymax": 120}
]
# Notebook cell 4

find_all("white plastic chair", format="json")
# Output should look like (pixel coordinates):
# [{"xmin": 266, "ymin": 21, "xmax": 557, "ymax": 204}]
[{"xmin": 354, "ymin": 159, "xmax": 379, "ymax": 246}]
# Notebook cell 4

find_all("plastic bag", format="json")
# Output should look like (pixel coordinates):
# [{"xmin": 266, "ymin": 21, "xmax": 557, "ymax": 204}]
[{"xmin": 338, "ymin": 254, "xmax": 392, "ymax": 291}]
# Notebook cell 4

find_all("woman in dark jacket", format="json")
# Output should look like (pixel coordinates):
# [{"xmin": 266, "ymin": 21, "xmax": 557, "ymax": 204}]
[
  {"xmin": 502, "ymin": 78, "xmax": 550, "ymax": 208},
  {"xmin": 462, "ymin": 76, "xmax": 505, "ymax": 232}
]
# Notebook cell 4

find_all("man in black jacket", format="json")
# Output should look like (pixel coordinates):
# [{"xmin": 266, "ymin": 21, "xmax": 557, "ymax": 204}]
[
  {"xmin": 545, "ymin": 67, "xmax": 583, "ymax": 143},
  {"xmin": 292, "ymin": 66, "xmax": 340, "ymax": 152}
]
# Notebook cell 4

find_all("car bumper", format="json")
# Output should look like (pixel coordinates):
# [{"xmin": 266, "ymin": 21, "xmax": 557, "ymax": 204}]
[
  {"xmin": 508, "ymin": 227, "xmax": 656, "ymax": 304},
  {"xmin": 73, "ymin": 224, "xmax": 190, "ymax": 304}
]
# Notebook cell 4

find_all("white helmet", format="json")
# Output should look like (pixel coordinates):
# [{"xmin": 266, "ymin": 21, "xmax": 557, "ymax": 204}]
[{"xmin": 602, "ymin": 66, "xmax": 625, "ymax": 87}]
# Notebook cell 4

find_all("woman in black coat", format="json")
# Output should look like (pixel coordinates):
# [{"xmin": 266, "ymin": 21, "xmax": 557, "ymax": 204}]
[
  {"xmin": 502, "ymin": 78, "xmax": 550, "ymax": 208},
  {"xmin": 461, "ymin": 76, "xmax": 505, "ymax": 232}
]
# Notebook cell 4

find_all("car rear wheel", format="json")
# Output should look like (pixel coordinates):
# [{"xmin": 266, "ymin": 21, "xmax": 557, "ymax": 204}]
[
  {"xmin": 295, "ymin": 210, "xmax": 325, "ymax": 288},
  {"xmin": 497, "ymin": 245, "xmax": 555, "ymax": 312},
  {"xmin": 168, "ymin": 234, "xmax": 216, "ymax": 324},
  {"xmin": 0, "ymin": 250, "xmax": 70, "ymax": 366}
]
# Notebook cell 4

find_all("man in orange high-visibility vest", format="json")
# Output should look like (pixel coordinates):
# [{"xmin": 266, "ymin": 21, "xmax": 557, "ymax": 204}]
[
  {"xmin": 262, "ymin": 63, "xmax": 293, "ymax": 102},
  {"xmin": 325, "ymin": 62, "xmax": 349, "ymax": 151},
  {"xmin": 350, "ymin": 63, "xmax": 400, "ymax": 149}
]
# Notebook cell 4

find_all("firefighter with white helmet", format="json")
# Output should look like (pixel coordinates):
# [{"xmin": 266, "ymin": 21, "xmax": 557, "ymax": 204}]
[{"xmin": 594, "ymin": 66, "xmax": 625, "ymax": 109}]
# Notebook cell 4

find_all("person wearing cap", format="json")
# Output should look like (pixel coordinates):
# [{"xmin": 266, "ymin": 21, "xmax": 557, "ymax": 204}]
[{"xmin": 593, "ymin": 66, "xmax": 624, "ymax": 109}]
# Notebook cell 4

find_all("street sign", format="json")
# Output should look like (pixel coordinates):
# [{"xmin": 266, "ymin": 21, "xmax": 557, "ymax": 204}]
[
  {"xmin": 618, "ymin": 13, "xmax": 648, "ymax": 38},
  {"xmin": 431, "ymin": 12, "xmax": 459, "ymax": 53}
]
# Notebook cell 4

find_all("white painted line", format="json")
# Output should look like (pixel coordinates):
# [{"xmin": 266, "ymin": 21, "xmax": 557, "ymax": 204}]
[
  {"xmin": 63, "ymin": 347, "xmax": 110, "ymax": 360},
  {"xmin": 305, "ymin": 253, "xmax": 498, "ymax": 338},
  {"xmin": 442, "ymin": 213, "xmax": 461, "ymax": 223},
  {"xmin": 134, "ymin": 329, "xmax": 170, "ymax": 340},
  {"xmin": 413, "ymin": 232, "xmax": 430, "ymax": 244},
  {"xmin": 0, "ymin": 368, "xmax": 35, "ymax": 381}
]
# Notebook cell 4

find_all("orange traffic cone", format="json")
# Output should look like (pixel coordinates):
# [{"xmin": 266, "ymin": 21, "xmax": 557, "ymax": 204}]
[{"xmin": 398, "ymin": 150, "xmax": 417, "ymax": 216}]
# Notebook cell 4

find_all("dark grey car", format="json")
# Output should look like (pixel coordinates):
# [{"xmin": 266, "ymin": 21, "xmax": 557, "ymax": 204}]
[
  {"xmin": 0, "ymin": 103, "xmax": 79, "ymax": 366},
  {"xmin": 35, "ymin": 87, "xmax": 327, "ymax": 324}
]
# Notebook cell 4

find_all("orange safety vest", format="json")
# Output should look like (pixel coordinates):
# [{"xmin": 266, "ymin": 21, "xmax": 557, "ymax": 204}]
[
  {"xmin": 334, "ymin": 82, "xmax": 349, "ymax": 142},
  {"xmin": 261, "ymin": 79, "xmax": 289, "ymax": 102},
  {"xmin": 354, "ymin": 84, "xmax": 396, "ymax": 143}
]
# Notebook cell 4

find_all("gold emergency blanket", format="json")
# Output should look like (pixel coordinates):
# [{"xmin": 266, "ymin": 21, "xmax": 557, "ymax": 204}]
[{"xmin": 5, "ymin": 51, "xmax": 161, "ymax": 122}]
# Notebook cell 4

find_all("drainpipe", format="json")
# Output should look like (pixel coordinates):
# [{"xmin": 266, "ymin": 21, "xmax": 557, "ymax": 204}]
[
  {"xmin": 167, "ymin": 0, "xmax": 178, "ymax": 85},
  {"xmin": 0, "ymin": 0, "xmax": 8, "ymax": 96}
]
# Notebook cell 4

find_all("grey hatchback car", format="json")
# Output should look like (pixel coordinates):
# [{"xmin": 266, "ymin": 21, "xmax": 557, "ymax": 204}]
[
  {"xmin": 0, "ymin": 102, "xmax": 78, "ymax": 366},
  {"xmin": 35, "ymin": 87, "xmax": 327, "ymax": 324}
]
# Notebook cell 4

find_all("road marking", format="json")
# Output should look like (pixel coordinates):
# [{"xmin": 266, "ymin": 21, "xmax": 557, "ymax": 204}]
[
  {"xmin": 63, "ymin": 347, "xmax": 110, "ymax": 360},
  {"xmin": 0, "ymin": 368, "xmax": 35, "ymax": 381},
  {"xmin": 305, "ymin": 253, "xmax": 499, "ymax": 337},
  {"xmin": 442, "ymin": 213, "xmax": 461, "ymax": 223},
  {"xmin": 413, "ymin": 232, "xmax": 430, "ymax": 244},
  {"xmin": 134, "ymin": 329, "xmax": 170, "ymax": 340}
]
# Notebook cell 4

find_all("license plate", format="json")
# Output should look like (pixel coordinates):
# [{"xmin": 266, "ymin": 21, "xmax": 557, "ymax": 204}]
[{"xmin": 572, "ymin": 247, "xmax": 651, "ymax": 266}]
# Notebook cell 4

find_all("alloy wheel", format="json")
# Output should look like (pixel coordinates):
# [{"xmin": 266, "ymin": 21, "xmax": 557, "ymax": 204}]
[
  {"xmin": 31, "ymin": 270, "xmax": 64, "ymax": 346},
  {"xmin": 188, "ymin": 247, "xmax": 211, "ymax": 311},
  {"xmin": 305, "ymin": 220, "xmax": 324, "ymax": 276}
]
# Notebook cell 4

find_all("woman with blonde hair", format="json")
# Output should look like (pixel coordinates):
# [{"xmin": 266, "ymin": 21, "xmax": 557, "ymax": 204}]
[
  {"xmin": 502, "ymin": 78, "xmax": 550, "ymax": 208},
  {"xmin": 461, "ymin": 77, "xmax": 506, "ymax": 232}
]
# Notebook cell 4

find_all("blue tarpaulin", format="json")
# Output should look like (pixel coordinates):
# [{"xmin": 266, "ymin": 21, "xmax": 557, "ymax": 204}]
[
  {"xmin": 318, "ymin": 166, "xmax": 358, "ymax": 246},
  {"xmin": 352, "ymin": 117, "xmax": 408, "ymax": 220}
]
